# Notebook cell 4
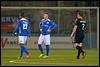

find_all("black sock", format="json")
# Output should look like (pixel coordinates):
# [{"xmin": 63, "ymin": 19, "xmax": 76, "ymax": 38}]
[
  {"xmin": 80, "ymin": 47, "xmax": 84, "ymax": 54},
  {"xmin": 77, "ymin": 47, "xmax": 81, "ymax": 58},
  {"xmin": 76, "ymin": 46, "xmax": 81, "ymax": 58}
]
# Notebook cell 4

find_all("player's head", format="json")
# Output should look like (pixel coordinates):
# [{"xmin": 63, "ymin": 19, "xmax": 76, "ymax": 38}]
[
  {"xmin": 20, "ymin": 12, "xmax": 25, "ymax": 18},
  {"xmin": 76, "ymin": 10, "xmax": 83, "ymax": 19},
  {"xmin": 76, "ymin": 13, "xmax": 83, "ymax": 20},
  {"xmin": 43, "ymin": 13, "xmax": 49, "ymax": 19}
]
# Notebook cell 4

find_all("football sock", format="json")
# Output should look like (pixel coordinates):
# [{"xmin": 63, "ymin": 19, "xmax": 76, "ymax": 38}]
[
  {"xmin": 77, "ymin": 47, "xmax": 81, "ymax": 58},
  {"xmin": 20, "ymin": 46, "xmax": 24, "ymax": 58},
  {"xmin": 38, "ymin": 44, "xmax": 44, "ymax": 54},
  {"xmin": 22, "ymin": 45, "xmax": 29, "ymax": 55},
  {"xmin": 46, "ymin": 45, "xmax": 49, "ymax": 56},
  {"xmin": 76, "ymin": 46, "xmax": 81, "ymax": 57},
  {"xmin": 80, "ymin": 47, "xmax": 84, "ymax": 54}
]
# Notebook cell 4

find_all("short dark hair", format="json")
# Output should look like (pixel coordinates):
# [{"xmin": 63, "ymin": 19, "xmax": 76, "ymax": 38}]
[
  {"xmin": 20, "ymin": 12, "xmax": 25, "ymax": 17},
  {"xmin": 44, "ymin": 12, "xmax": 48, "ymax": 15}
]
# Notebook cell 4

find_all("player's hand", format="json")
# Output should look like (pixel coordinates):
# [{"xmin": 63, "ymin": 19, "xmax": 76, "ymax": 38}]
[
  {"xmin": 40, "ymin": 29, "xmax": 42, "ymax": 32},
  {"xmin": 14, "ymin": 32, "xmax": 18, "ymax": 35},
  {"xmin": 47, "ymin": 29, "xmax": 51, "ymax": 33}
]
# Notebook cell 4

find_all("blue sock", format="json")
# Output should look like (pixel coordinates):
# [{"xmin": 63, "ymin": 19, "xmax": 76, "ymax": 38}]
[
  {"xmin": 46, "ymin": 45, "xmax": 49, "ymax": 56},
  {"xmin": 22, "ymin": 45, "xmax": 29, "ymax": 55},
  {"xmin": 20, "ymin": 46, "xmax": 24, "ymax": 58},
  {"xmin": 38, "ymin": 44, "xmax": 44, "ymax": 54}
]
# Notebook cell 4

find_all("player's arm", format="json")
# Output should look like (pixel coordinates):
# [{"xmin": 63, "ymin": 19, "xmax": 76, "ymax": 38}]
[
  {"xmin": 48, "ymin": 20, "xmax": 57, "ymax": 32},
  {"xmin": 27, "ymin": 22, "xmax": 31, "ymax": 37},
  {"xmin": 39, "ymin": 20, "xmax": 42, "ymax": 32},
  {"xmin": 70, "ymin": 25, "xmax": 77, "ymax": 38},
  {"xmin": 14, "ymin": 21, "xmax": 20, "ymax": 35}
]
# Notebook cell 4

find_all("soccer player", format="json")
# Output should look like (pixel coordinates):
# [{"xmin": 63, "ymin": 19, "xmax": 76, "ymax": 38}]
[
  {"xmin": 70, "ymin": 11, "xmax": 86, "ymax": 59},
  {"xmin": 14, "ymin": 12, "xmax": 31, "ymax": 59},
  {"xmin": 38, "ymin": 13, "xmax": 57, "ymax": 58}
]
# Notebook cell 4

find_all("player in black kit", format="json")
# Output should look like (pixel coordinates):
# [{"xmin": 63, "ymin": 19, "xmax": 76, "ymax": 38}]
[{"xmin": 71, "ymin": 11, "xmax": 86, "ymax": 59}]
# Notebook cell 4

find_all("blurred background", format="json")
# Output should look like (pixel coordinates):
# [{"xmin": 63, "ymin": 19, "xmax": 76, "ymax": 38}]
[{"xmin": 1, "ymin": 1, "xmax": 99, "ymax": 49}]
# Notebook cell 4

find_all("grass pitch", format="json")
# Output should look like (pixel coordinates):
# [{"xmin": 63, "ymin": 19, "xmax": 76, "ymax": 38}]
[{"xmin": 1, "ymin": 49, "xmax": 99, "ymax": 66}]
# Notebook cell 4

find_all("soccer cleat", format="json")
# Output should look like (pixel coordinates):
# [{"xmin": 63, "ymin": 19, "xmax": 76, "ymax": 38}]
[
  {"xmin": 43, "ymin": 55, "xmax": 48, "ymax": 58},
  {"xmin": 77, "ymin": 56, "xmax": 79, "ymax": 59},
  {"xmin": 81, "ymin": 52, "xmax": 86, "ymax": 59},
  {"xmin": 39, "ymin": 54, "xmax": 44, "ymax": 58},
  {"xmin": 26, "ymin": 52, "xmax": 32, "ymax": 59},
  {"xmin": 18, "ymin": 57, "xmax": 21, "ymax": 59}
]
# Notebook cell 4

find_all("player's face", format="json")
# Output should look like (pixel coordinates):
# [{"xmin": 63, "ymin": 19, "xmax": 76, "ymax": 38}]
[{"xmin": 43, "ymin": 14, "xmax": 48, "ymax": 19}]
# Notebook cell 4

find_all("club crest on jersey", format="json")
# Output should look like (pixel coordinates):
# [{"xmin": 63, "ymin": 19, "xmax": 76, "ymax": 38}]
[{"xmin": 47, "ymin": 22, "xmax": 49, "ymax": 24}]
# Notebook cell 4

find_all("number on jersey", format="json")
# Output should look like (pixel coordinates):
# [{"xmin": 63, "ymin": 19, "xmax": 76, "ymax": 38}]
[
  {"xmin": 23, "ymin": 24, "xmax": 28, "ymax": 29},
  {"xmin": 82, "ymin": 23, "xmax": 85, "ymax": 30}
]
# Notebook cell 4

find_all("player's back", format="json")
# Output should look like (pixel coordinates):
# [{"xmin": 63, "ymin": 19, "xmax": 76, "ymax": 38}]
[
  {"xmin": 76, "ymin": 19, "xmax": 86, "ymax": 34},
  {"xmin": 18, "ymin": 18, "xmax": 30, "ymax": 36}
]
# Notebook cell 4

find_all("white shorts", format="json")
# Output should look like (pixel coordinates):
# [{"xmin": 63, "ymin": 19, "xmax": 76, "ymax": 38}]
[
  {"xmin": 38, "ymin": 34, "xmax": 50, "ymax": 45},
  {"xmin": 18, "ymin": 36, "xmax": 27, "ymax": 44}
]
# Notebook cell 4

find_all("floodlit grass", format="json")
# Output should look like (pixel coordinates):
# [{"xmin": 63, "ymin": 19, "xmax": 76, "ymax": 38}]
[{"xmin": 1, "ymin": 49, "xmax": 99, "ymax": 66}]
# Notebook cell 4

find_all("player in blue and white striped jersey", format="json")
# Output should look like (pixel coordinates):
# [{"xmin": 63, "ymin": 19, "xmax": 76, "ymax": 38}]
[
  {"xmin": 14, "ymin": 12, "xmax": 31, "ymax": 59},
  {"xmin": 38, "ymin": 13, "xmax": 57, "ymax": 58}
]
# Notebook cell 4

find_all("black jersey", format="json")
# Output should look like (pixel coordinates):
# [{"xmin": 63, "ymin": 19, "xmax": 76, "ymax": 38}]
[
  {"xmin": 75, "ymin": 19, "xmax": 86, "ymax": 34},
  {"xmin": 74, "ymin": 19, "xmax": 86, "ymax": 43}
]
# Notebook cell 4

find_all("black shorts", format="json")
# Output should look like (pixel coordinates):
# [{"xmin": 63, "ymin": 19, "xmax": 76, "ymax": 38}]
[{"xmin": 74, "ymin": 33, "xmax": 84, "ymax": 43}]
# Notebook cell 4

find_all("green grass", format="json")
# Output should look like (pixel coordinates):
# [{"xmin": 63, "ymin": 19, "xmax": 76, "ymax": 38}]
[{"xmin": 1, "ymin": 49, "xmax": 99, "ymax": 66}]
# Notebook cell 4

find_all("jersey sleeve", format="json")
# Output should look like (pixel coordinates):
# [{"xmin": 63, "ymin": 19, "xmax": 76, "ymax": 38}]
[
  {"xmin": 49, "ymin": 20, "xmax": 57, "ymax": 31},
  {"xmin": 27, "ymin": 21, "xmax": 31, "ymax": 37},
  {"xmin": 14, "ymin": 21, "xmax": 20, "ymax": 33},
  {"xmin": 39, "ymin": 20, "xmax": 42, "ymax": 29}
]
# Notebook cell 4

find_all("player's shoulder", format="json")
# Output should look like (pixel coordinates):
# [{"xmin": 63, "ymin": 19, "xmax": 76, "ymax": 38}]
[
  {"xmin": 41, "ymin": 19, "xmax": 44, "ymax": 21},
  {"xmin": 40, "ymin": 19, "xmax": 45, "ymax": 22},
  {"xmin": 41, "ymin": 19, "xmax": 51, "ymax": 22},
  {"xmin": 20, "ymin": 18, "xmax": 29, "ymax": 22},
  {"xmin": 48, "ymin": 19, "xmax": 55, "ymax": 23},
  {"xmin": 47, "ymin": 19, "xmax": 51, "ymax": 21},
  {"xmin": 80, "ymin": 20, "xmax": 86, "ymax": 24},
  {"xmin": 20, "ymin": 18, "xmax": 27, "ymax": 20}
]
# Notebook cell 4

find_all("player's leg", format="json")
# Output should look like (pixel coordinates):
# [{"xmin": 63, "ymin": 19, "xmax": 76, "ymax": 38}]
[
  {"xmin": 79, "ymin": 35, "xmax": 86, "ymax": 59},
  {"xmin": 43, "ymin": 34, "xmax": 50, "ymax": 58},
  {"xmin": 38, "ymin": 34, "xmax": 44, "ymax": 57},
  {"xmin": 74, "ymin": 35, "xmax": 82, "ymax": 59},
  {"xmin": 79, "ymin": 43, "xmax": 85, "ymax": 59},
  {"xmin": 18, "ymin": 36, "xmax": 30, "ymax": 59},
  {"xmin": 19, "ymin": 44, "xmax": 24, "ymax": 59},
  {"xmin": 74, "ymin": 43, "xmax": 81, "ymax": 59},
  {"xmin": 79, "ymin": 43, "xmax": 84, "ymax": 54},
  {"xmin": 79, "ymin": 34, "xmax": 85, "ymax": 58},
  {"xmin": 18, "ymin": 36, "xmax": 24, "ymax": 59}
]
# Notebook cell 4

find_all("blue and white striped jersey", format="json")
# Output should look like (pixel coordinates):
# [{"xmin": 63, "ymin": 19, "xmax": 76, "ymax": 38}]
[
  {"xmin": 15, "ymin": 18, "xmax": 31, "ymax": 37},
  {"xmin": 39, "ymin": 19, "xmax": 57, "ymax": 35}
]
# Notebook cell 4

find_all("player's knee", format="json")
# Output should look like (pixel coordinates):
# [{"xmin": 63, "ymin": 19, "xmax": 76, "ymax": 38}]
[
  {"xmin": 38, "ymin": 43, "xmax": 42, "ymax": 45},
  {"xmin": 46, "ymin": 42, "xmax": 50, "ymax": 45},
  {"xmin": 76, "ymin": 46, "xmax": 80, "ymax": 49},
  {"xmin": 38, "ymin": 40, "xmax": 42, "ymax": 44},
  {"xmin": 38, "ymin": 41, "xmax": 42, "ymax": 45},
  {"xmin": 79, "ymin": 43, "xmax": 82, "ymax": 47},
  {"xmin": 46, "ymin": 44, "xmax": 50, "ymax": 45}
]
